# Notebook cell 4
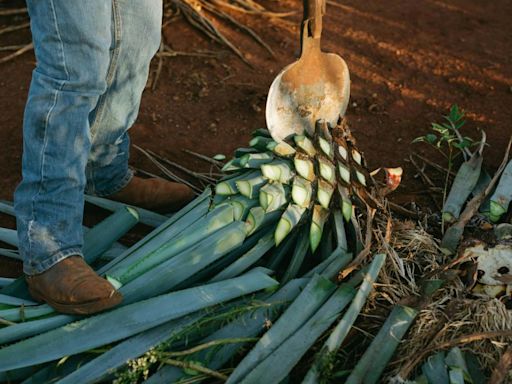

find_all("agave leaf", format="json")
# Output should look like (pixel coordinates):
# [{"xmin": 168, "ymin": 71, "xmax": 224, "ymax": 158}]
[
  {"xmin": 0, "ymin": 293, "xmax": 37, "ymax": 307},
  {"xmin": 19, "ymin": 355, "xmax": 94, "ymax": 384},
  {"xmin": 234, "ymin": 147, "xmax": 258, "ymax": 158},
  {"xmin": 281, "ymin": 224, "xmax": 310, "ymax": 283},
  {"xmin": 343, "ymin": 304, "xmax": 419, "ymax": 384},
  {"xmin": 210, "ymin": 230, "xmax": 275, "ymax": 282},
  {"xmin": 235, "ymin": 283, "xmax": 356, "ymax": 384},
  {"xmin": 442, "ymin": 154, "xmax": 483, "ymax": 223},
  {"xmin": 317, "ymin": 180, "xmax": 335, "ymax": 209},
  {"xmin": 259, "ymin": 183, "xmax": 288, "ymax": 213},
  {"xmin": 0, "ymin": 314, "xmax": 76, "ymax": 345},
  {"xmin": 250, "ymin": 136, "xmax": 274, "ymax": 151},
  {"xmin": 351, "ymin": 148, "xmax": 362, "ymax": 165},
  {"xmin": 318, "ymin": 136, "xmax": 333, "ymax": 159},
  {"xmin": 269, "ymin": 141, "xmax": 296, "ymax": 157},
  {"xmin": 319, "ymin": 251, "xmax": 353, "ymax": 280},
  {"xmin": 220, "ymin": 195, "xmax": 258, "ymax": 221},
  {"xmin": 239, "ymin": 152, "xmax": 274, "ymax": 168},
  {"xmin": 56, "ymin": 313, "xmax": 206, "ymax": 384},
  {"xmin": 245, "ymin": 207, "xmax": 282, "ymax": 236},
  {"xmin": 310, "ymin": 205, "xmax": 329, "ymax": 252},
  {"xmin": 303, "ymin": 248, "xmax": 351, "ymax": 279},
  {"xmin": 333, "ymin": 211, "xmax": 348, "ymax": 251},
  {"xmin": 292, "ymin": 177, "xmax": 313, "ymax": 208},
  {"xmin": 119, "ymin": 221, "xmax": 248, "ymax": 303},
  {"xmin": 0, "ymin": 272, "xmax": 278, "ymax": 372},
  {"xmin": 0, "ymin": 278, "xmax": 15, "ymax": 289},
  {"xmin": 0, "ymin": 201, "xmax": 15, "ymax": 216},
  {"xmin": 261, "ymin": 160, "xmax": 294, "ymax": 184},
  {"xmin": 222, "ymin": 158, "xmax": 243, "ymax": 172},
  {"xmin": 216, "ymin": 170, "xmax": 260, "ymax": 195},
  {"xmin": 0, "ymin": 304, "xmax": 54, "ymax": 322},
  {"xmin": 0, "ymin": 228, "xmax": 17, "ymax": 247},
  {"xmin": 147, "ymin": 278, "xmax": 310, "ymax": 384},
  {"xmin": 318, "ymin": 157, "xmax": 336, "ymax": 184},
  {"xmin": 98, "ymin": 188, "xmax": 212, "ymax": 275},
  {"xmin": 449, "ymin": 368, "xmax": 465, "ymax": 384},
  {"xmin": 83, "ymin": 206, "xmax": 139, "ymax": 264},
  {"xmin": 294, "ymin": 153, "xmax": 315, "ymax": 181},
  {"xmin": 267, "ymin": 230, "xmax": 299, "ymax": 271},
  {"xmin": 355, "ymin": 169, "xmax": 367, "ymax": 186},
  {"xmin": 338, "ymin": 163, "xmax": 351, "ymax": 184},
  {"xmin": 294, "ymin": 135, "xmax": 317, "ymax": 157},
  {"xmin": 489, "ymin": 159, "xmax": 512, "ymax": 221},
  {"xmin": 109, "ymin": 204, "xmax": 234, "ymax": 282},
  {"xmin": 226, "ymin": 274, "xmax": 336, "ymax": 384},
  {"xmin": 445, "ymin": 347, "xmax": 471, "ymax": 381},
  {"xmin": 84, "ymin": 195, "xmax": 166, "ymax": 227},
  {"xmin": 303, "ymin": 254, "xmax": 387, "ymax": 383},
  {"xmin": 0, "ymin": 248, "xmax": 20, "ymax": 261},
  {"xmin": 422, "ymin": 352, "xmax": 449, "ymax": 384},
  {"xmin": 236, "ymin": 175, "xmax": 267, "ymax": 199},
  {"xmin": 252, "ymin": 128, "xmax": 271, "ymax": 138},
  {"xmin": 275, "ymin": 204, "xmax": 306, "ymax": 246}
]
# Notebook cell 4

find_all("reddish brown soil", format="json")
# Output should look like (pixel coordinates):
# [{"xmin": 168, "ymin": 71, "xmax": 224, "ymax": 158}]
[{"xmin": 0, "ymin": 0, "xmax": 511, "ymax": 277}]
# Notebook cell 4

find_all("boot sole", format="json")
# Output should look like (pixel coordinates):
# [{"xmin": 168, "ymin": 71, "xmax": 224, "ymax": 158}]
[{"xmin": 28, "ymin": 286, "xmax": 123, "ymax": 315}]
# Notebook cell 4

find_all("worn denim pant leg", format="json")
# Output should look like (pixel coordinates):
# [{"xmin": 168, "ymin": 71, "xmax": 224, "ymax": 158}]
[
  {"xmin": 86, "ymin": 0, "xmax": 162, "ymax": 196},
  {"xmin": 14, "ymin": 0, "xmax": 162, "ymax": 275}
]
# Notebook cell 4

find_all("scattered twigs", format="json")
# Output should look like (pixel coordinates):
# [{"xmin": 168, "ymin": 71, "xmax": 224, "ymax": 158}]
[
  {"xmin": 398, "ymin": 330, "xmax": 512, "ymax": 380},
  {"xmin": 139, "ymin": 146, "xmax": 218, "ymax": 183},
  {"xmin": 0, "ymin": 43, "xmax": 33, "ymax": 64},
  {"xmin": 172, "ymin": 0, "xmax": 252, "ymax": 66},
  {"xmin": 413, "ymin": 153, "xmax": 456, "ymax": 177},
  {"xmin": 0, "ymin": 21, "xmax": 30, "ymax": 36},
  {"xmin": 157, "ymin": 46, "xmax": 223, "ymax": 59},
  {"xmin": 409, "ymin": 155, "xmax": 436, "ymax": 188},
  {"xmin": 211, "ymin": 0, "xmax": 295, "ymax": 17},
  {"xmin": 198, "ymin": 0, "xmax": 275, "ymax": 57},
  {"xmin": 0, "ymin": 317, "xmax": 15, "ymax": 326},
  {"xmin": 163, "ymin": 358, "xmax": 228, "ymax": 380},
  {"xmin": 388, "ymin": 201, "xmax": 421, "ymax": 220},
  {"xmin": 0, "ymin": 8, "xmax": 28, "ymax": 16},
  {"xmin": 489, "ymin": 346, "xmax": 512, "ymax": 384},
  {"xmin": 338, "ymin": 204, "xmax": 376, "ymax": 280},
  {"xmin": 152, "ymin": 41, "xmax": 165, "ymax": 91},
  {"xmin": 134, "ymin": 146, "xmax": 203, "ymax": 194},
  {"xmin": 163, "ymin": 337, "xmax": 257, "ymax": 357},
  {"xmin": 183, "ymin": 149, "xmax": 224, "ymax": 168},
  {"xmin": 409, "ymin": 155, "xmax": 442, "ymax": 211},
  {"xmin": 132, "ymin": 167, "xmax": 166, "ymax": 180},
  {"xmin": 0, "ymin": 44, "xmax": 29, "ymax": 52}
]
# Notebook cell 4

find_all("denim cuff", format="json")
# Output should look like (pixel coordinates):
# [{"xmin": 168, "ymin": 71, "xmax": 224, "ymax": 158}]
[
  {"xmin": 24, "ymin": 247, "xmax": 84, "ymax": 275},
  {"xmin": 90, "ymin": 168, "xmax": 134, "ymax": 198}
]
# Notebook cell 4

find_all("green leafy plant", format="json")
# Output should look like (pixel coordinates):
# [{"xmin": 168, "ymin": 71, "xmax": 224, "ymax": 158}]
[
  {"xmin": 413, "ymin": 105, "xmax": 479, "ymax": 229},
  {"xmin": 413, "ymin": 105, "xmax": 473, "ymax": 153}
]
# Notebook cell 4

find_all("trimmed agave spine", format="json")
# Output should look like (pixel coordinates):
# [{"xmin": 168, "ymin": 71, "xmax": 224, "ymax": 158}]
[{"xmin": 275, "ymin": 204, "xmax": 306, "ymax": 246}]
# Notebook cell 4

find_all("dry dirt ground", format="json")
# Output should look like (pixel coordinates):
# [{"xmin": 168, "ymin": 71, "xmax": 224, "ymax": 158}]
[{"xmin": 0, "ymin": 0, "xmax": 511, "ymax": 277}]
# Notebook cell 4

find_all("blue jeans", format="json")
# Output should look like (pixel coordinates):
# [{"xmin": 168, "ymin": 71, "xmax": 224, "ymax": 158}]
[{"xmin": 14, "ymin": 0, "xmax": 162, "ymax": 275}]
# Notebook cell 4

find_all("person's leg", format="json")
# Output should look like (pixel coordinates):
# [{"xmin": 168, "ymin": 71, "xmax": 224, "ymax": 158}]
[
  {"xmin": 14, "ymin": 0, "xmax": 113, "ymax": 275},
  {"xmin": 85, "ymin": 0, "xmax": 162, "ymax": 196},
  {"xmin": 84, "ymin": 0, "xmax": 195, "ymax": 212}
]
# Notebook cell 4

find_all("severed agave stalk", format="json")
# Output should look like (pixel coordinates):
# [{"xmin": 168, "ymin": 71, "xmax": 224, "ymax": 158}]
[{"xmin": 216, "ymin": 117, "xmax": 378, "ymax": 259}]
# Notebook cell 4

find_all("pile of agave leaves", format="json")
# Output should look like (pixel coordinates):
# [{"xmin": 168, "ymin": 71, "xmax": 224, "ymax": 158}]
[
  {"xmin": 2, "ymin": 2, "xmax": 512, "ymax": 383},
  {"xmin": 0, "ymin": 111, "xmax": 511, "ymax": 383}
]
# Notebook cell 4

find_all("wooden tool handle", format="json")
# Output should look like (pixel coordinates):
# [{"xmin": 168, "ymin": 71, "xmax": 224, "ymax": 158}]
[{"xmin": 303, "ymin": 0, "xmax": 325, "ymax": 39}]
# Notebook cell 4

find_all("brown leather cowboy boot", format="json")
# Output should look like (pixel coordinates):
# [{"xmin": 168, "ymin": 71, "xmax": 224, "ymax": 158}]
[
  {"xmin": 26, "ymin": 256, "xmax": 122, "ymax": 315},
  {"xmin": 108, "ymin": 176, "xmax": 195, "ymax": 213}
]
